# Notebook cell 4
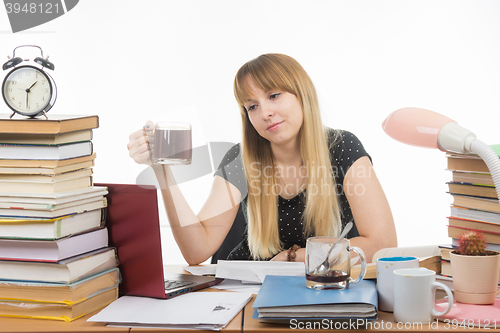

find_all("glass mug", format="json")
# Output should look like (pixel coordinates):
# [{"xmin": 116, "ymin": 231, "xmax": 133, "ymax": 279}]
[
  {"xmin": 305, "ymin": 236, "xmax": 367, "ymax": 290},
  {"xmin": 148, "ymin": 122, "xmax": 192, "ymax": 165}
]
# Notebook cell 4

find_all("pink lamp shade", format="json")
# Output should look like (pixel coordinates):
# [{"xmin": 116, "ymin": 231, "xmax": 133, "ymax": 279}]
[
  {"xmin": 382, "ymin": 107, "xmax": 455, "ymax": 150},
  {"xmin": 382, "ymin": 107, "xmax": 500, "ymax": 203}
]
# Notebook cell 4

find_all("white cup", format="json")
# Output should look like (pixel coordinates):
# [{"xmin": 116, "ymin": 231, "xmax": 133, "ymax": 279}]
[
  {"xmin": 393, "ymin": 268, "xmax": 453, "ymax": 324},
  {"xmin": 376, "ymin": 256, "xmax": 419, "ymax": 312}
]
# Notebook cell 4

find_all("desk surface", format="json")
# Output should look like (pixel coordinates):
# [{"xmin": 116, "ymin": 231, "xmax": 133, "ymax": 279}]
[
  {"xmin": 0, "ymin": 264, "xmax": 490, "ymax": 333},
  {"xmin": 243, "ymin": 297, "xmax": 491, "ymax": 333},
  {"xmin": 0, "ymin": 295, "xmax": 491, "ymax": 333}
]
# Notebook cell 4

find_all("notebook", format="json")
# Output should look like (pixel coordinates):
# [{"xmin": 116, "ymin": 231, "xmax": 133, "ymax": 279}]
[
  {"xmin": 252, "ymin": 275, "xmax": 378, "ymax": 321},
  {"xmin": 94, "ymin": 183, "xmax": 222, "ymax": 299}
]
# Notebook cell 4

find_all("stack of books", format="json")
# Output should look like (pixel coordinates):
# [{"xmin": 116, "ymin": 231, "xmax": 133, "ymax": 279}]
[
  {"xmin": 0, "ymin": 114, "xmax": 119, "ymax": 322},
  {"xmin": 446, "ymin": 144, "xmax": 500, "ymax": 250},
  {"xmin": 438, "ymin": 145, "xmax": 500, "ymax": 284}
]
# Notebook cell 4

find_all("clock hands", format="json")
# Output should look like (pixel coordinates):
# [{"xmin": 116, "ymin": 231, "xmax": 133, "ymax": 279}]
[
  {"xmin": 24, "ymin": 81, "xmax": 38, "ymax": 109},
  {"xmin": 27, "ymin": 81, "xmax": 38, "ymax": 91}
]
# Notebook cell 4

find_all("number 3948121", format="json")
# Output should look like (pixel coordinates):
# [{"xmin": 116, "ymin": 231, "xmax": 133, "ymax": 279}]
[
  {"xmin": 5, "ymin": 2, "xmax": 60, "ymax": 14},
  {"xmin": 443, "ymin": 319, "xmax": 497, "ymax": 329}
]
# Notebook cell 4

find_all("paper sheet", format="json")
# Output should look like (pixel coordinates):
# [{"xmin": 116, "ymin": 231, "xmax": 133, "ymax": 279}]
[
  {"xmin": 88, "ymin": 292, "xmax": 252, "ymax": 330},
  {"xmin": 215, "ymin": 260, "xmax": 305, "ymax": 283},
  {"xmin": 182, "ymin": 264, "xmax": 217, "ymax": 276},
  {"xmin": 211, "ymin": 278, "xmax": 261, "ymax": 294}
]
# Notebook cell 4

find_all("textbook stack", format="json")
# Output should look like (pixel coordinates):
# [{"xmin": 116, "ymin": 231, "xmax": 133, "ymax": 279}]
[
  {"xmin": 440, "ymin": 145, "xmax": 500, "ymax": 282},
  {"xmin": 0, "ymin": 114, "xmax": 119, "ymax": 322}
]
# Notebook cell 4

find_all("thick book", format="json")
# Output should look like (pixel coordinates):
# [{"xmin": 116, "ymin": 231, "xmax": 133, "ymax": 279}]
[
  {"xmin": 252, "ymin": 275, "xmax": 377, "ymax": 320},
  {"xmin": 0, "ymin": 197, "xmax": 106, "ymax": 217},
  {"xmin": 0, "ymin": 176, "xmax": 92, "ymax": 194},
  {"xmin": 448, "ymin": 217, "xmax": 500, "ymax": 234},
  {"xmin": 0, "ymin": 208, "xmax": 105, "ymax": 240},
  {"xmin": 0, "ymin": 227, "xmax": 108, "ymax": 261},
  {"xmin": 0, "ymin": 196, "xmax": 104, "ymax": 212},
  {"xmin": 448, "ymin": 225, "xmax": 500, "ymax": 245},
  {"xmin": 450, "ymin": 206, "xmax": 500, "ymax": 224},
  {"xmin": 446, "ymin": 144, "xmax": 500, "ymax": 173},
  {"xmin": 0, "ymin": 153, "xmax": 95, "ymax": 169},
  {"xmin": 0, "ymin": 268, "xmax": 120, "ymax": 303},
  {"xmin": 447, "ymin": 182, "xmax": 498, "ymax": 199},
  {"xmin": 0, "ymin": 286, "xmax": 117, "ymax": 322},
  {"xmin": 0, "ymin": 114, "xmax": 99, "ymax": 135},
  {"xmin": 452, "ymin": 171, "xmax": 494, "ymax": 187},
  {"xmin": 0, "ymin": 247, "xmax": 118, "ymax": 283},
  {"xmin": 0, "ymin": 159, "xmax": 94, "ymax": 175},
  {"xmin": 0, "ymin": 130, "xmax": 92, "ymax": 145},
  {"xmin": 0, "ymin": 141, "xmax": 93, "ymax": 160},
  {"xmin": 440, "ymin": 259, "xmax": 452, "ymax": 276},
  {"xmin": 452, "ymin": 194, "xmax": 500, "ymax": 214},
  {"xmin": 438, "ymin": 245, "xmax": 455, "ymax": 261},
  {"xmin": 0, "ymin": 168, "xmax": 92, "ymax": 183},
  {"xmin": 0, "ymin": 186, "xmax": 107, "ymax": 206}
]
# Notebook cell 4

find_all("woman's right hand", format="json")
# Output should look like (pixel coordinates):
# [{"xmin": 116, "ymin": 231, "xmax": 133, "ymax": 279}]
[{"xmin": 127, "ymin": 121, "xmax": 154, "ymax": 165}]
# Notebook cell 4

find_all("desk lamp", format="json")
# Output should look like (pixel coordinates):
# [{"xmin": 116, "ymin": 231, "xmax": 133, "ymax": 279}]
[{"xmin": 382, "ymin": 107, "xmax": 500, "ymax": 204}]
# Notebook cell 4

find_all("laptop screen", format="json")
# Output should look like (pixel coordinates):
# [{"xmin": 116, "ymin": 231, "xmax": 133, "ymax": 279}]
[{"xmin": 95, "ymin": 183, "xmax": 167, "ymax": 298}]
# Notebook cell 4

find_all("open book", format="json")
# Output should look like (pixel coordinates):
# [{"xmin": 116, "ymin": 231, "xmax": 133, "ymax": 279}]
[{"xmin": 352, "ymin": 245, "xmax": 442, "ymax": 280}]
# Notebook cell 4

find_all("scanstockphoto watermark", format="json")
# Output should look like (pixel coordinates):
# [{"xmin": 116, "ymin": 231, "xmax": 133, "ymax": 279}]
[
  {"xmin": 3, "ymin": 0, "xmax": 79, "ymax": 33},
  {"xmin": 289, "ymin": 319, "xmax": 444, "ymax": 330}
]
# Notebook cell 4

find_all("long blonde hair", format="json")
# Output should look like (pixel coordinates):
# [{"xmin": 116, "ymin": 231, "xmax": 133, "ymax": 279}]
[{"xmin": 233, "ymin": 54, "xmax": 342, "ymax": 260}]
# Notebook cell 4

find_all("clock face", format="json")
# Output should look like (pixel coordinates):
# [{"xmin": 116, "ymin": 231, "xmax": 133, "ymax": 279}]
[{"xmin": 2, "ymin": 65, "xmax": 52, "ymax": 116}]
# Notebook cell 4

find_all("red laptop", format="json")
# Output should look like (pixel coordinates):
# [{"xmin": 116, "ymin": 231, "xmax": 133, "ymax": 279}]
[{"xmin": 95, "ymin": 183, "xmax": 222, "ymax": 299}]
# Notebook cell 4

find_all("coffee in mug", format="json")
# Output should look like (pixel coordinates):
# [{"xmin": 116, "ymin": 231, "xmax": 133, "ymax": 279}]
[
  {"xmin": 151, "ymin": 122, "xmax": 192, "ymax": 165},
  {"xmin": 305, "ymin": 236, "xmax": 367, "ymax": 290}
]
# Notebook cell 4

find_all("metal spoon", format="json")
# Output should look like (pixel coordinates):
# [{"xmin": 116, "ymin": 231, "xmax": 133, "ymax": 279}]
[{"xmin": 312, "ymin": 221, "xmax": 353, "ymax": 276}]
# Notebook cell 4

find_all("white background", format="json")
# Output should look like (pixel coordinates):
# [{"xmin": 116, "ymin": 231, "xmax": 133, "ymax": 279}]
[{"xmin": 1, "ymin": 0, "xmax": 499, "ymax": 264}]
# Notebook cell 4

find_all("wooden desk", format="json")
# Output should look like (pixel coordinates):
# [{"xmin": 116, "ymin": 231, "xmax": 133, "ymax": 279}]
[
  {"xmin": 0, "ymin": 265, "xmax": 243, "ymax": 333},
  {"xmin": 243, "ymin": 297, "xmax": 491, "ymax": 333}
]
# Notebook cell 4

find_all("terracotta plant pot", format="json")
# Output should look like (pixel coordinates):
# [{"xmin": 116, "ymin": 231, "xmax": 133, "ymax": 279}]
[{"xmin": 450, "ymin": 251, "xmax": 500, "ymax": 304}]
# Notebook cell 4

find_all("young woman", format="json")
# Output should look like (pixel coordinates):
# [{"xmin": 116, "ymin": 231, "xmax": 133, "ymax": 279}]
[{"xmin": 127, "ymin": 53, "xmax": 397, "ymax": 264}]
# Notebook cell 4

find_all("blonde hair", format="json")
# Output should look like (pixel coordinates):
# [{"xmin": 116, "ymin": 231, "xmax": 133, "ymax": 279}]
[{"xmin": 233, "ymin": 53, "xmax": 342, "ymax": 260}]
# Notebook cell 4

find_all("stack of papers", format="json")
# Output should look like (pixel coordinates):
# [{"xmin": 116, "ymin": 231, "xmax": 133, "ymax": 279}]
[
  {"xmin": 253, "ymin": 276, "xmax": 378, "ymax": 322},
  {"xmin": 184, "ymin": 261, "xmax": 306, "ymax": 294},
  {"xmin": 88, "ymin": 292, "xmax": 252, "ymax": 331}
]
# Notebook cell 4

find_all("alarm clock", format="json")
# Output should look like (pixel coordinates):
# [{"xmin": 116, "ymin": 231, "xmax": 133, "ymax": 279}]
[{"xmin": 2, "ymin": 45, "xmax": 57, "ymax": 119}]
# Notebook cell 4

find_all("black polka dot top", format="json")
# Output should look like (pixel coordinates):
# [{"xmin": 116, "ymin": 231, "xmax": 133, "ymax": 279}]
[{"xmin": 214, "ymin": 129, "xmax": 371, "ymax": 260}]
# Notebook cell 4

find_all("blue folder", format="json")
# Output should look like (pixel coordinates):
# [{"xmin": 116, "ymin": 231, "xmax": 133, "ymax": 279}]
[{"xmin": 252, "ymin": 275, "xmax": 378, "ymax": 321}]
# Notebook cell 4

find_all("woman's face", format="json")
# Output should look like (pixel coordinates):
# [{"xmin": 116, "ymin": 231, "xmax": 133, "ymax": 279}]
[{"xmin": 243, "ymin": 78, "xmax": 303, "ymax": 149}]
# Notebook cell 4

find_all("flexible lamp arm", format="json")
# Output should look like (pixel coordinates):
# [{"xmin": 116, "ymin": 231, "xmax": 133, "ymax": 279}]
[
  {"xmin": 382, "ymin": 108, "xmax": 500, "ymax": 204},
  {"xmin": 469, "ymin": 140, "xmax": 500, "ymax": 204}
]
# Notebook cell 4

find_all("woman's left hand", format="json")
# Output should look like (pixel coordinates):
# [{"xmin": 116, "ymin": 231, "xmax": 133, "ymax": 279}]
[
  {"xmin": 270, "ymin": 248, "xmax": 305, "ymax": 262},
  {"xmin": 270, "ymin": 250, "xmax": 289, "ymax": 261}
]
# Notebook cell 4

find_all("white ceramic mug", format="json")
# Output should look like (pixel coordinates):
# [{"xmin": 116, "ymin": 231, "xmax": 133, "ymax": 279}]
[
  {"xmin": 376, "ymin": 256, "xmax": 419, "ymax": 312},
  {"xmin": 393, "ymin": 268, "xmax": 453, "ymax": 324}
]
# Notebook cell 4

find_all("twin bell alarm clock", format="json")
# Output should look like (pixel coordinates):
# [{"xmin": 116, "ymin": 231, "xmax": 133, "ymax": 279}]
[{"xmin": 2, "ymin": 45, "xmax": 57, "ymax": 119}]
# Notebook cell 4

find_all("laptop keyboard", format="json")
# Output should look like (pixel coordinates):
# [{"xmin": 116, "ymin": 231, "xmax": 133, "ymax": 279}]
[{"xmin": 164, "ymin": 280, "xmax": 195, "ymax": 291}]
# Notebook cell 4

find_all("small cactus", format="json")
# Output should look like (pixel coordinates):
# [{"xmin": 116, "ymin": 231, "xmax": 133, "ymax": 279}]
[{"xmin": 456, "ymin": 230, "xmax": 486, "ymax": 255}]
